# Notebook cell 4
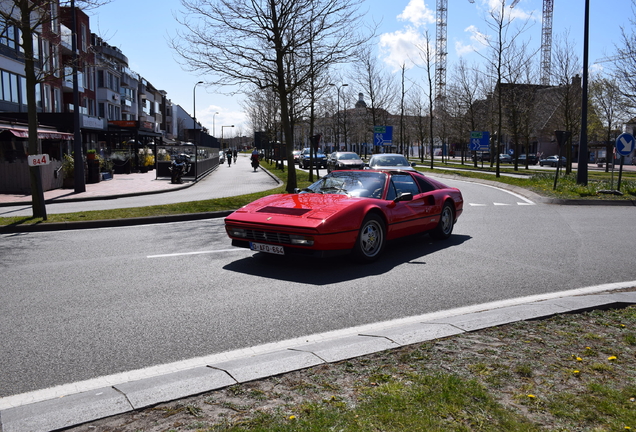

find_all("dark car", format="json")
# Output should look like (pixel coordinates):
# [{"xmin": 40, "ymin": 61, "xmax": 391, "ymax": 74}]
[
  {"xmin": 516, "ymin": 154, "xmax": 538, "ymax": 165},
  {"xmin": 498, "ymin": 154, "xmax": 512, "ymax": 164},
  {"xmin": 300, "ymin": 148, "xmax": 327, "ymax": 169},
  {"xmin": 472, "ymin": 152, "xmax": 491, "ymax": 162},
  {"xmin": 327, "ymin": 152, "xmax": 365, "ymax": 173},
  {"xmin": 539, "ymin": 155, "xmax": 566, "ymax": 167}
]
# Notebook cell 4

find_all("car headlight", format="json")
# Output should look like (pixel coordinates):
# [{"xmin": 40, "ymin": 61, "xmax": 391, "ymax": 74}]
[
  {"xmin": 289, "ymin": 234, "xmax": 314, "ymax": 246},
  {"xmin": 227, "ymin": 227, "xmax": 247, "ymax": 238}
]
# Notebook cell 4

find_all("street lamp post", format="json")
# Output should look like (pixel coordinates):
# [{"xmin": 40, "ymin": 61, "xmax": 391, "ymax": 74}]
[
  {"xmin": 213, "ymin": 111, "xmax": 219, "ymax": 137},
  {"xmin": 221, "ymin": 125, "xmax": 234, "ymax": 151},
  {"xmin": 330, "ymin": 83, "xmax": 348, "ymax": 151},
  {"xmin": 193, "ymin": 81, "xmax": 203, "ymax": 145}
]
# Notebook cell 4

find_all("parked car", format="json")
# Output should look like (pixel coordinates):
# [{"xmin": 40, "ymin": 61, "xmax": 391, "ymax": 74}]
[
  {"xmin": 539, "ymin": 155, "xmax": 566, "ymax": 167},
  {"xmin": 516, "ymin": 154, "xmax": 539, "ymax": 165},
  {"xmin": 300, "ymin": 148, "xmax": 327, "ymax": 169},
  {"xmin": 498, "ymin": 154, "xmax": 512, "ymax": 164},
  {"xmin": 326, "ymin": 152, "xmax": 365, "ymax": 172},
  {"xmin": 472, "ymin": 152, "xmax": 491, "ymax": 162},
  {"xmin": 292, "ymin": 150, "xmax": 302, "ymax": 164},
  {"xmin": 225, "ymin": 170, "xmax": 463, "ymax": 262},
  {"xmin": 365, "ymin": 153, "xmax": 416, "ymax": 171}
]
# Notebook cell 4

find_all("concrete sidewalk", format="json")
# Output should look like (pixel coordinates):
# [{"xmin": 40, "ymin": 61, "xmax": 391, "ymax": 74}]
[
  {"xmin": 0, "ymin": 154, "xmax": 283, "ymax": 223},
  {"xmin": 0, "ymin": 154, "xmax": 282, "ymax": 206}
]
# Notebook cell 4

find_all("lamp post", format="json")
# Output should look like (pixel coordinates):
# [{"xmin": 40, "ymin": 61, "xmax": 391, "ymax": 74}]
[
  {"xmin": 213, "ymin": 111, "xmax": 219, "ymax": 137},
  {"xmin": 193, "ymin": 81, "xmax": 203, "ymax": 145},
  {"xmin": 221, "ymin": 125, "xmax": 234, "ymax": 151},
  {"xmin": 577, "ymin": 0, "xmax": 590, "ymax": 185},
  {"xmin": 330, "ymin": 83, "xmax": 348, "ymax": 151}
]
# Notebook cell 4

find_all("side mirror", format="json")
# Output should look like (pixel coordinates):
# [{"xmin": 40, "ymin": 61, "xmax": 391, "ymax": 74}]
[
  {"xmin": 394, "ymin": 192, "xmax": 413, "ymax": 203},
  {"xmin": 411, "ymin": 162, "xmax": 416, "ymax": 167},
  {"xmin": 294, "ymin": 188, "xmax": 301, "ymax": 193}
]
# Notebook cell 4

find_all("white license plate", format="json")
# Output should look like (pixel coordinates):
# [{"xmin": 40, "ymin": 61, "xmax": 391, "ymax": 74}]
[{"xmin": 250, "ymin": 242, "xmax": 285, "ymax": 255}]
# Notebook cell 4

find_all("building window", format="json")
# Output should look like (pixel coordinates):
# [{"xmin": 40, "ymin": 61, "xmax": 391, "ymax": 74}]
[
  {"xmin": 50, "ymin": 2, "xmax": 59, "ymax": 34},
  {"xmin": 43, "ymin": 84, "xmax": 51, "ymax": 112},
  {"xmin": 54, "ymin": 87, "xmax": 61, "ymax": 112},
  {"xmin": 81, "ymin": 23, "xmax": 87, "ymax": 52},
  {"xmin": 1, "ymin": 70, "xmax": 21, "ymax": 104},
  {"xmin": 42, "ymin": 40, "xmax": 50, "ymax": 73},
  {"xmin": 51, "ymin": 45, "xmax": 59, "ymax": 77}
]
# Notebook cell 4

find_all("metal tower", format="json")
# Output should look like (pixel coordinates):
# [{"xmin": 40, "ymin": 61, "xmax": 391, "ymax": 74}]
[
  {"xmin": 435, "ymin": 0, "xmax": 449, "ymax": 105},
  {"xmin": 539, "ymin": 0, "xmax": 554, "ymax": 85}
]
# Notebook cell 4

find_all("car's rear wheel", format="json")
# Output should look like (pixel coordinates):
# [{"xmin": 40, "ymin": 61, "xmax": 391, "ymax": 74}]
[
  {"xmin": 353, "ymin": 214, "xmax": 385, "ymax": 262},
  {"xmin": 430, "ymin": 202, "xmax": 454, "ymax": 240}
]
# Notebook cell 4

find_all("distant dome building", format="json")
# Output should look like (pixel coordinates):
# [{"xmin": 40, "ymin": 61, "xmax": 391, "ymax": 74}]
[{"xmin": 355, "ymin": 93, "xmax": 367, "ymax": 109}]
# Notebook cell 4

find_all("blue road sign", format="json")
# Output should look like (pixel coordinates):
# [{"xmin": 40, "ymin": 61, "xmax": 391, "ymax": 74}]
[
  {"xmin": 616, "ymin": 133, "xmax": 635, "ymax": 157},
  {"xmin": 469, "ymin": 131, "xmax": 490, "ymax": 151},
  {"xmin": 374, "ymin": 126, "xmax": 393, "ymax": 146}
]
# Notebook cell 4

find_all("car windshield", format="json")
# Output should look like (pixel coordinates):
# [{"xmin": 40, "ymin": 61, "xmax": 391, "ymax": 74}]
[
  {"xmin": 302, "ymin": 171, "xmax": 387, "ymax": 198},
  {"xmin": 338, "ymin": 153, "xmax": 360, "ymax": 160},
  {"xmin": 371, "ymin": 155, "xmax": 409, "ymax": 166}
]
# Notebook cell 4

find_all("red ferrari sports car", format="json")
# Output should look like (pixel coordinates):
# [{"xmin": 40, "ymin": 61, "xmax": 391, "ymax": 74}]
[{"xmin": 225, "ymin": 170, "xmax": 463, "ymax": 262}]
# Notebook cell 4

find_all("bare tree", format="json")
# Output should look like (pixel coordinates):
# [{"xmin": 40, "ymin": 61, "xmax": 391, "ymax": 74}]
[
  {"xmin": 549, "ymin": 29, "xmax": 582, "ymax": 174},
  {"xmin": 415, "ymin": 29, "xmax": 435, "ymax": 169},
  {"xmin": 351, "ymin": 45, "xmax": 397, "ymax": 152},
  {"xmin": 589, "ymin": 76, "xmax": 629, "ymax": 170},
  {"xmin": 173, "ymin": 0, "xmax": 368, "ymax": 192},
  {"xmin": 613, "ymin": 0, "xmax": 636, "ymax": 113},
  {"xmin": 447, "ymin": 58, "xmax": 485, "ymax": 165},
  {"xmin": 474, "ymin": 0, "xmax": 532, "ymax": 177}
]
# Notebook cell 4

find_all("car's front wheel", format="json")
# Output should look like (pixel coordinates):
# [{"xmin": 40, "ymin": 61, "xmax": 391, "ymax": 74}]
[
  {"xmin": 430, "ymin": 202, "xmax": 454, "ymax": 240},
  {"xmin": 352, "ymin": 213, "xmax": 385, "ymax": 263}
]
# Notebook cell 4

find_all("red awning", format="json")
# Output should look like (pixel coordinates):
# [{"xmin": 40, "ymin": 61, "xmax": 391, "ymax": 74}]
[{"xmin": 2, "ymin": 127, "xmax": 74, "ymax": 140}]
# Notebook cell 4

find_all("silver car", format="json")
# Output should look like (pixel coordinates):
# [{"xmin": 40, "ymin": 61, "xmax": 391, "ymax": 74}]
[{"xmin": 366, "ymin": 153, "xmax": 416, "ymax": 171}]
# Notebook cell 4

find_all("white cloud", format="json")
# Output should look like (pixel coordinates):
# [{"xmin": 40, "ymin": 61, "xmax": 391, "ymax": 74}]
[
  {"xmin": 397, "ymin": 0, "xmax": 435, "ymax": 28},
  {"xmin": 379, "ymin": 27, "xmax": 433, "ymax": 71},
  {"xmin": 455, "ymin": 25, "xmax": 489, "ymax": 57}
]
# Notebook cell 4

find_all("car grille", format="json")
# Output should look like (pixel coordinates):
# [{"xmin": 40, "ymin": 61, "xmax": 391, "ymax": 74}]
[{"xmin": 245, "ymin": 229, "xmax": 292, "ymax": 244}]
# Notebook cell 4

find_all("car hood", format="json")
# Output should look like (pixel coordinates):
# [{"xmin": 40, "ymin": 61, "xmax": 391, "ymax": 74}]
[{"xmin": 226, "ymin": 193, "xmax": 363, "ymax": 229}]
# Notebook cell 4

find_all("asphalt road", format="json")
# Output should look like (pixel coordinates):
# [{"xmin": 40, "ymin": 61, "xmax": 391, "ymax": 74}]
[{"xmin": 2, "ymin": 178, "xmax": 635, "ymax": 399}]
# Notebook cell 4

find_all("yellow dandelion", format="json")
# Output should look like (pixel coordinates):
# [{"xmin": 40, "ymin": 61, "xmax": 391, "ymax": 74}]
[
  {"xmin": 576, "ymin": 357, "xmax": 583, "ymax": 361},
  {"xmin": 573, "ymin": 370, "xmax": 580, "ymax": 375},
  {"xmin": 621, "ymin": 324, "xmax": 626, "ymax": 328},
  {"xmin": 288, "ymin": 415, "xmax": 296, "ymax": 420},
  {"xmin": 625, "ymin": 427, "xmax": 631, "ymax": 430},
  {"xmin": 608, "ymin": 356, "xmax": 617, "ymax": 361},
  {"xmin": 586, "ymin": 347, "xmax": 591, "ymax": 350},
  {"xmin": 527, "ymin": 394, "xmax": 536, "ymax": 398}
]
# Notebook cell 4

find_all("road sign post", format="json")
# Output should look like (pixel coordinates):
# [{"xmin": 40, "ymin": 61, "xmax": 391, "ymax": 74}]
[
  {"xmin": 374, "ymin": 126, "xmax": 393, "ymax": 148},
  {"xmin": 615, "ymin": 133, "xmax": 634, "ymax": 192}
]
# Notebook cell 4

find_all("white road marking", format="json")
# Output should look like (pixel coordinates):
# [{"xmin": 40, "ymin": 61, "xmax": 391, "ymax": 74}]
[{"xmin": 147, "ymin": 248, "xmax": 249, "ymax": 258}]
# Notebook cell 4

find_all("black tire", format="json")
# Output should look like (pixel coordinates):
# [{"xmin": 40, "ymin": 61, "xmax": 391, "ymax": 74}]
[
  {"xmin": 352, "ymin": 213, "xmax": 386, "ymax": 262},
  {"xmin": 430, "ymin": 202, "xmax": 454, "ymax": 240}
]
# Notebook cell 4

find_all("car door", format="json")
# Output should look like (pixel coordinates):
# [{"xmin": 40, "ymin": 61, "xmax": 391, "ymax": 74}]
[{"xmin": 384, "ymin": 173, "xmax": 436, "ymax": 238}]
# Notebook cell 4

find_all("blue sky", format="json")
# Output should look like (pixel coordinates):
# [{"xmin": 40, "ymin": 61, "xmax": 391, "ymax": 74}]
[{"xmin": 89, "ymin": 0, "xmax": 631, "ymax": 137}]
